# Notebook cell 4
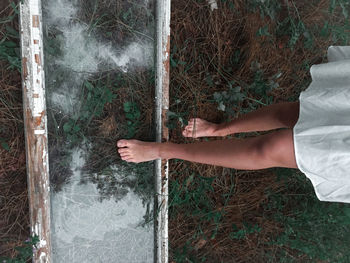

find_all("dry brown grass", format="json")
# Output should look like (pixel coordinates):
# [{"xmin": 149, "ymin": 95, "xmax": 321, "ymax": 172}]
[
  {"xmin": 0, "ymin": 62, "xmax": 29, "ymax": 257},
  {"xmin": 168, "ymin": 0, "xmax": 340, "ymax": 261}
]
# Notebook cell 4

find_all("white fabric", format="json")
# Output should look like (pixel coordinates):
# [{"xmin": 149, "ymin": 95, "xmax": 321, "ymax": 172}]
[{"xmin": 293, "ymin": 46, "xmax": 350, "ymax": 203}]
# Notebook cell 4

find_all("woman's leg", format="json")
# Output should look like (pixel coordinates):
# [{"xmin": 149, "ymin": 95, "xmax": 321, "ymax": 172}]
[
  {"xmin": 183, "ymin": 101, "xmax": 300, "ymax": 137},
  {"xmin": 117, "ymin": 128, "xmax": 298, "ymax": 170}
]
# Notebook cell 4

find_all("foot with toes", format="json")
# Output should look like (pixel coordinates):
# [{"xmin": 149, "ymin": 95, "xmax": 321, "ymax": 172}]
[
  {"xmin": 117, "ymin": 139, "xmax": 161, "ymax": 163},
  {"xmin": 182, "ymin": 118, "xmax": 220, "ymax": 138},
  {"xmin": 117, "ymin": 118, "xmax": 221, "ymax": 163}
]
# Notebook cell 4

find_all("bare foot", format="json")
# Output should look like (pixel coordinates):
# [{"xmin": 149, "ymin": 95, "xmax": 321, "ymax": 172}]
[
  {"xmin": 182, "ymin": 118, "xmax": 220, "ymax": 138},
  {"xmin": 117, "ymin": 139, "xmax": 161, "ymax": 163}
]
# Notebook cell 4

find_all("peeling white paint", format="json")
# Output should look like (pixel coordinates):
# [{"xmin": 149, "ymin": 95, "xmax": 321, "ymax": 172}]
[
  {"xmin": 155, "ymin": 0, "xmax": 170, "ymax": 262},
  {"xmin": 20, "ymin": 0, "xmax": 51, "ymax": 262},
  {"xmin": 34, "ymin": 129, "xmax": 45, "ymax": 135},
  {"xmin": 39, "ymin": 252, "xmax": 46, "ymax": 260},
  {"xmin": 40, "ymin": 239, "xmax": 47, "ymax": 247},
  {"xmin": 207, "ymin": 0, "xmax": 218, "ymax": 11},
  {"xmin": 29, "ymin": 1, "xmax": 40, "ymax": 14}
]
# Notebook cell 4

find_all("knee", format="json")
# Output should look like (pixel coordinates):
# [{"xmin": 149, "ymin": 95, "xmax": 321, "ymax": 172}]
[
  {"xmin": 255, "ymin": 134, "xmax": 274, "ymax": 164},
  {"xmin": 255, "ymin": 131, "xmax": 287, "ymax": 167},
  {"xmin": 277, "ymin": 101, "xmax": 300, "ymax": 128}
]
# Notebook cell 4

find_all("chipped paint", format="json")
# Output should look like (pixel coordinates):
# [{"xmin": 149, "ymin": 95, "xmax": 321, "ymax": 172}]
[
  {"xmin": 34, "ymin": 129, "xmax": 45, "ymax": 135},
  {"xmin": 20, "ymin": 0, "xmax": 51, "ymax": 262},
  {"xmin": 155, "ymin": 0, "xmax": 170, "ymax": 262},
  {"xmin": 207, "ymin": 0, "xmax": 218, "ymax": 11}
]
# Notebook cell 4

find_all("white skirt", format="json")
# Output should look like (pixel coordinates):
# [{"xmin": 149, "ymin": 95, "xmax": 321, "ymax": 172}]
[{"xmin": 293, "ymin": 46, "xmax": 350, "ymax": 203}]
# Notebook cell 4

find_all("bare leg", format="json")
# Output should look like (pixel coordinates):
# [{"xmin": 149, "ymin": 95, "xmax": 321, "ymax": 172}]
[
  {"xmin": 117, "ymin": 129, "xmax": 298, "ymax": 170},
  {"xmin": 183, "ymin": 101, "xmax": 300, "ymax": 137}
]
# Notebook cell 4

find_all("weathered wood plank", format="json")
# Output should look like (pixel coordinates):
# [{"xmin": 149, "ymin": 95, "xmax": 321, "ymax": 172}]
[
  {"xmin": 155, "ymin": 0, "xmax": 171, "ymax": 262},
  {"xmin": 19, "ymin": 0, "xmax": 51, "ymax": 262}
]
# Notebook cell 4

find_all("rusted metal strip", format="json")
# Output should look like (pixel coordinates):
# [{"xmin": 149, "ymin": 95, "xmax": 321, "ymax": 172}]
[
  {"xmin": 19, "ymin": 0, "xmax": 51, "ymax": 262},
  {"xmin": 155, "ymin": 0, "xmax": 170, "ymax": 262}
]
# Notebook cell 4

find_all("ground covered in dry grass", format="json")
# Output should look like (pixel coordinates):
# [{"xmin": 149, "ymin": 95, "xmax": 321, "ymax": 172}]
[
  {"xmin": 167, "ymin": 0, "xmax": 350, "ymax": 262},
  {"xmin": 1, "ymin": 0, "xmax": 350, "ymax": 262}
]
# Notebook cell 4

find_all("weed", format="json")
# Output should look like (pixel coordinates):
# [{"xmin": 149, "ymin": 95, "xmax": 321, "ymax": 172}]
[
  {"xmin": 166, "ymin": 110, "xmax": 188, "ymax": 130},
  {"xmin": 264, "ymin": 168, "xmax": 350, "ymax": 262},
  {"xmin": 247, "ymin": 0, "xmax": 282, "ymax": 21},
  {"xmin": 0, "ymin": 3, "xmax": 21, "ymax": 71},
  {"xmin": 123, "ymin": 101, "xmax": 141, "ymax": 139},
  {"xmin": 170, "ymin": 45, "xmax": 187, "ymax": 68},
  {"xmin": 0, "ymin": 127, "xmax": 10, "ymax": 151},
  {"xmin": 329, "ymin": 0, "xmax": 350, "ymax": 19},
  {"xmin": 256, "ymin": 25, "xmax": 272, "ymax": 37},
  {"xmin": 0, "ymin": 234, "xmax": 39, "ymax": 263},
  {"xmin": 229, "ymin": 222, "xmax": 261, "ymax": 240},
  {"xmin": 213, "ymin": 61, "xmax": 281, "ymax": 117},
  {"xmin": 82, "ymin": 80, "xmax": 116, "ymax": 119}
]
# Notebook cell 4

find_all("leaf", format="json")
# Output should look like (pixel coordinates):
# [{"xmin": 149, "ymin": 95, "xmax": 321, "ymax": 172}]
[
  {"xmin": 256, "ymin": 25, "xmax": 271, "ymax": 37},
  {"xmin": 125, "ymin": 112, "xmax": 134, "ymax": 119},
  {"xmin": 123, "ymin": 101, "xmax": 132, "ymax": 112},
  {"xmin": 213, "ymin": 92, "xmax": 221, "ymax": 101},
  {"xmin": 185, "ymin": 174, "xmax": 194, "ymax": 188},
  {"xmin": 1, "ymin": 141, "xmax": 10, "ymax": 151},
  {"xmin": 320, "ymin": 21, "xmax": 330, "ymax": 38},
  {"xmin": 166, "ymin": 110, "xmax": 178, "ymax": 118},
  {"xmin": 3, "ymin": 41, "xmax": 17, "ymax": 48},
  {"xmin": 73, "ymin": 125, "xmax": 80, "ymax": 132},
  {"xmin": 233, "ymin": 86, "xmax": 241, "ymax": 92},
  {"xmin": 217, "ymin": 101, "xmax": 225, "ymax": 111},
  {"xmin": 340, "ymin": 2, "xmax": 349, "ymax": 19},
  {"xmin": 205, "ymin": 75, "xmax": 214, "ymax": 87},
  {"xmin": 5, "ymin": 25, "xmax": 19, "ymax": 38},
  {"xmin": 63, "ymin": 122, "xmax": 72, "ymax": 132},
  {"xmin": 10, "ymin": 2, "xmax": 19, "ymax": 14},
  {"xmin": 84, "ymin": 81, "xmax": 94, "ymax": 91},
  {"xmin": 170, "ymin": 57, "xmax": 177, "ymax": 68}
]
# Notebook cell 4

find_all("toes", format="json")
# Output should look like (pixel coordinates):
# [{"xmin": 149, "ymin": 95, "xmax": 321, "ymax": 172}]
[
  {"xmin": 117, "ymin": 139, "xmax": 129, "ymax": 147},
  {"xmin": 182, "ymin": 129, "xmax": 193, "ymax": 137},
  {"xmin": 185, "ymin": 126, "xmax": 193, "ymax": 132},
  {"xmin": 118, "ymin": 148, "xmax": 129, "ymax": 154},
  {"xmin": 121, "ymin": 155, "xmax": 131, "ymax": 160}
]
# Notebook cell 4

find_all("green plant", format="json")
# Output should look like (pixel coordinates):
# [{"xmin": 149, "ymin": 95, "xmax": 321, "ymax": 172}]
[
  {"xmin": 213, "ymin": 62, "xmax": 281, "ymax": 117},
  {"xmin": 62, "ymin": 119, "xmax": 81, "ymax": 144},
  {"xmin": 169, "ymin": 173, "xmax": 226, "ymax": 261},
  {"xmin": 264, "ymin": 168, "xmax": 350, "ymax": 262},
  {"xmin": 213, "ymin": 84, "xmax": 245, "ymax": 116},
  {"xmin": 0, "ymin": 137, "xmax": 10, "ymax": 151},
  {"xmin": 166, "ymin": 110, "xmax": 188, "ymax": 130},
  {"xmin": 81, "ymin": 80, "xmax": 116, "ymax": 120},
  {"xmin": 329, "ymin": 0, "xmax": 350, "ymax": 19},
  {"xmin": 247, "ymin": 0, "xmax": 282, "ymax": 21},
  {"xmin": 61, "ymin": 80, "xmax": 117, "ymax": 145},
  {"xmin": 256, "ymin": 25, "xmax": 272, "ymax": 37},
  {"xmin": 0, "ymin": 234, "xmax": 40, "ymax": 263},
  {"xmin": 248, "ymin": 61, "xmax": 281, "ymax": 102},
  {"xmin": 229, "ymin": 222, "xmax": 261, "ymax": 240},
  {"xmin": 0, "ymin": 3, "xmax": 21, "ymax": 71},
  {"xmin": 123, "ymin": 101, "xmax": 141, "ymax": 138},
  {"xmin": 170, "ymin": 45, "xmax": 187, "ymax": 69}
]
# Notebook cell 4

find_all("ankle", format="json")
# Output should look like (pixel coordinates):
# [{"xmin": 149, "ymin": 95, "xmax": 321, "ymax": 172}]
[
  {"xmin": 158, "ymin": 142, "xmax": 174, "ymax": 159},
  {"xmin": 213, "ymin": 122, "xmax": 230, "ymax": 137}
]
